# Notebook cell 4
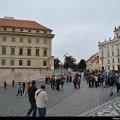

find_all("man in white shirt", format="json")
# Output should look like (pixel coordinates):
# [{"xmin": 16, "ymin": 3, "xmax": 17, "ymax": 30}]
[{"xmin": 35, "ymin": 85, "xmax": 48, "ymax": 117}]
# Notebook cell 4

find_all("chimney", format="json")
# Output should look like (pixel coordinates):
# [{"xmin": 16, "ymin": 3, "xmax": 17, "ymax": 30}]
[{"xmin": 4, "ymin": 16, "xmax": 14, "ymax": 19}]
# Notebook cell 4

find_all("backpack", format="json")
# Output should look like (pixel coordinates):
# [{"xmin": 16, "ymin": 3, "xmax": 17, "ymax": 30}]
[{"xmin": 18, "ymin": 85, "xmax": 22, "ymax": 91}]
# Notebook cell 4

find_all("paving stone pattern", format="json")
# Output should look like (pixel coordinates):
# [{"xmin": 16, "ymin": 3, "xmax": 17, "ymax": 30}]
[{"xmin": 0, "ymin": 79, "xmax": 119, "ymax": 116}]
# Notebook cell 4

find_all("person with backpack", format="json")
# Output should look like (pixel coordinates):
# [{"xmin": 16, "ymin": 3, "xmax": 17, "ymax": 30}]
[
  {"xmin": 35, "ymin": 85, "xmax": 48, "ymax": 117},
  {"xmin": 16, "ymin": 82, "xmax": 23, "ymax": 97}
]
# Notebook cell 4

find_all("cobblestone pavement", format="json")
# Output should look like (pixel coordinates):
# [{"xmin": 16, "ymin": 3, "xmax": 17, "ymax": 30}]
[
  {"xmin": 80, "ymin": 97, "xmax": 120, "ymax": 116},
  {"xmin": 0, "ymin": 79, "xmax": 120, "ymax": 116}
]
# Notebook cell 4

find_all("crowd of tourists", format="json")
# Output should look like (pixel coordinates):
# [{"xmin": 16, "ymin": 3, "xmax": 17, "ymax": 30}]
[
  {"xmin": 2, "ymin": 69, "xmax": 120, "ymax": 117},
  {"xmin": 84, "ymin": 70, "xmax": 120, "ymax": 96}
]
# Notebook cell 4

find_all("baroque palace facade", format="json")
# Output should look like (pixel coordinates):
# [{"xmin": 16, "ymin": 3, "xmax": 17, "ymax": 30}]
[
  {"xmin": 98, "ymin": 26, "xmax": 120, "ymax": 72},
  {"xmin": 0, "ymin": 17, "xmax": 54, "ymax": 83}
]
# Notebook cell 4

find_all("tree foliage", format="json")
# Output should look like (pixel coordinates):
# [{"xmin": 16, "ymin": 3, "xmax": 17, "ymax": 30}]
[
  {"xmin": 54, "ymin": 57, "xmax": 61, "ymax": 69},
  {"xmin": 64, "ymin": 55, "xmax": 76, "ymax": 69},
  {"xmin": 77, "ymin": 59, "xmax": 86, "ymax": 70}
]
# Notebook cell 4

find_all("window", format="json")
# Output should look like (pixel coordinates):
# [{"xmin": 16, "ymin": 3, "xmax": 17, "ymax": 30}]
[
  {"xmin": 36, "ymin": 39, "xmax": 39, "ymax": 43},
  {"xmin": 2, "ymin": 36, "xmax": 7, "ymax": 42},
  {"xmin": 28, "ymin": 30, "xmax": 31, "ymax": 32},
  {"xmin": 108, "ymin": 66, "xmax": 110, "ymax": 70},
  {"xmin": 44, "ymin": 31, "xmax": 47, "ymax": 34},
  {"xmin": 12, "ymin": 28, "xmax": 15, "ymax": 31},
  {"xmin": 36, "ymin": 30, "xmax": 39, "ymax": 33},
  {"xmin": 3, "ymin": 28, "xmax": 7, "ymax": 30},
  {"xmin": 19, "ymin": 38, "xmax": 23, "ymax": 43},
  {"xmin": 43, "ymin": 61, "xmax": 47, "ymax": 66},
  {"xmin": 11, "ymin": 48, "xmax": 15, "ymax": 55},
  {"xmin": 11, "ymin": 37, "xmax": 15, "ymax": 42},
  {"xmin": 112, "ymin": 51, "xmax": 114, "ymax": 56},
  {"xmin": 118, "ymin": 49, "xmax": 119, "ymax": 56},
  {"xmin": 36, "ymin": 49, "xmax": 39, "ymax": 56},
  {"xmin": 113, "ymin": 59, "xmax": 114, "ymax": 63},
  {"xmin": 43, "ymin": 49, "xmax": 47, "ymax": 56},
  {"xmin": 118, "ymin": 58, "xmax": 120, "ymax": 63},
  {"xmin": 43, "ymin": 39, "xmax": 47, "ymax": 44},
  {"xmin": 118, "ymin": 65, "xmax": 120, "ymax": 71},
  {"xmin": 28, "ymin": 38, "xmax": 31, "ymax": 43},
  {"xmin": 1, "ymin": 59, "xmax": 6, "ymax": 65},
  {"xmin": 19, "ymin": 60, "xmax": 23, "ymax": 66},
  {"xmin": 2, "ymin": 46, "xmax": 6, "ymax": 55},
  {"xmin": 27, "ymin": 49, "xmax": 31, "ymax": 56},
  {"xmin": 102, "ymin": 60, "xmax": 104, "ymax": 65},
  {"xmin": 19, "ymin": 48, "xmax": 23, "ymax": 55},
  {"xmin": 27, "ymin": 60, "xmax": 31, "ymax": 66},
  {"xmin": 108, "ymin": 59, "xmax": 110, "ymax": 64},
  {"xmin": 20, "ymin": 29, "xmax": 23, "ymax": 31},
  {"xmin": 117, "ymin": 33, "xmax": 119, "ymax": 38},
  {"xmin": 113, "ymin": 66, "xmax": 114, "ymax": 70},
  {"xmin": 10, "ymin": 60, "xmax": 14, "ymax": 66},
  {"xmin": 102, "ymin": 52, "xmax": 103, "ymax": 57},
  {"xmin": 107, "ymin": 52, "xmax": 109, "ymax": 57}
]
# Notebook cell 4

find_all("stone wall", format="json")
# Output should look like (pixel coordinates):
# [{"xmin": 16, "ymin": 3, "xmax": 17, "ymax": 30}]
[{"xmin": 0, "ymin": 69, "xmax": 53, "ymax": 84}]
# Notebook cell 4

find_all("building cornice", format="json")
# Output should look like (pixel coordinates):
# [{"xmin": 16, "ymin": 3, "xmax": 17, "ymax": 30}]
[
  {"xmin": 0, "ymin": 31, "xmax": 55, "ymax": 38},
  {"xmin": 98, "ymin": 39, "xmax": 118, "ymax": 47}
]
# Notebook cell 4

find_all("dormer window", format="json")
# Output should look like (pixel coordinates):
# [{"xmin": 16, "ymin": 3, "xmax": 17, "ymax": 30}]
[
  {"xmin": 20, "ymin": 29, "xmax": 23, "ymax": 32},
  {"xmin": 3, "ymin": 28, "xmax": 7, "ymax": 30},
  {"xmin": 12, "ymin": 28, "xmax": 15, "ymax": 31},
  {"xmin": 44, "ymin": 31, "xmax": 47, "ymax": 34},
  {"xmin": 36, "ymin": 30, "xmax": 39, "ymax": 33},
  {"xmin": 28, "ymin": 29, "xmax": 31, "ymax": 32}
]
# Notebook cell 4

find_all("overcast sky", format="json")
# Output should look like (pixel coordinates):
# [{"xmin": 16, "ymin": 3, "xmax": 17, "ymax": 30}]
[{"xmin": 1, "ymin": 0, "xmax": 120, "ymax": 63}]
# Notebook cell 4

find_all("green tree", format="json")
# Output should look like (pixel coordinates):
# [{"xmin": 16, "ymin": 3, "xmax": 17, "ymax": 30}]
[
  {"xmin": 72, "ymin": 63, "xmax": 78, "ymax": 70},
  {"xmin": 54, "ymin": 57, "xmax": 61, "ymax": 69},
  {"xmin": 64, "ymin": 55, "xmax": 76, "ymax": 69},
  {"xmin": 77, "ymin": 59, "xmax": 86, "ymax": 71}
]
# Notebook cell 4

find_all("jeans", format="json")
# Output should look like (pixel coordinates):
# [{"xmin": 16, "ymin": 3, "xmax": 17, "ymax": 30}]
[
  {"xmin": 16, "ymin": 90, "xmax": 22, "ymax": 96},
  {"xmin": 38, "ymin": 107, "xmax": 46, "ymax": 117},
  {"xmin": 27, "ymin": 102, "xmax": 37, "ymax": 117}
]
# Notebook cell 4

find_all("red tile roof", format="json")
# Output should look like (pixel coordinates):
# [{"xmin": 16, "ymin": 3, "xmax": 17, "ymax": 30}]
[
  {"xmin": 86, "ymin": 52, "xmax": 98, "ymax": 62},
  {"xmin": 0, "ymin": 18, "xmax": 52, "ymax": 31}
]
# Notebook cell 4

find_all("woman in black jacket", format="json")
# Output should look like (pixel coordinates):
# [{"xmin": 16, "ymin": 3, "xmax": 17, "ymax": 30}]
[{"xmin": 26, "ymin": 81, "xmax": 37, "ymax": 117}]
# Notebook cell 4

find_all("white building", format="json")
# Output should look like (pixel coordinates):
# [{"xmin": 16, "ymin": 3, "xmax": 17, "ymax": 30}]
[{"xmin": 98, "ymin": 26, "xmax": 120, "ymax": 72}]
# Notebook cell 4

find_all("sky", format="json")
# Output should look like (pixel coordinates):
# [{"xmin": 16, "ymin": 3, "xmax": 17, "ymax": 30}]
[{"xmin": 0, "ymin": 0, "xmax": 120, "ymax": 63}]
